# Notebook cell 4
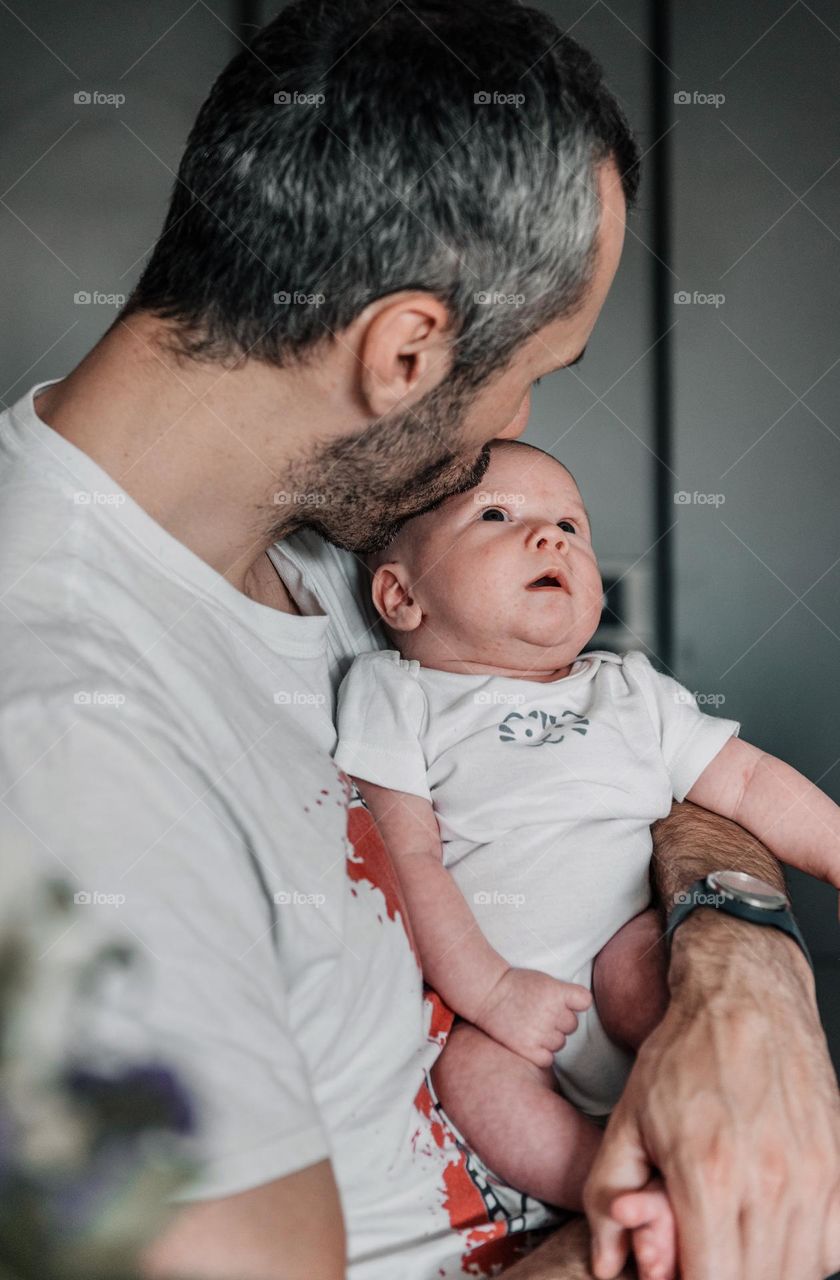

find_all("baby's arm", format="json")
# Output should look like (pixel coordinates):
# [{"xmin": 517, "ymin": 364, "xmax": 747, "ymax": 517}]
[
  {"xmin": 686, "ymin": 738, "xmax": 840, "ymax": 911},
  {"xmin": 353, "ymin": 776, "xmax": 591, "ymax": 1067}
]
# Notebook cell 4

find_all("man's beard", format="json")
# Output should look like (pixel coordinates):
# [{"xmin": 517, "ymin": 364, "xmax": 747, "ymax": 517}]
[{"xmin": 267, "ymin": 376, "xmax": 493, "ymax": 555}]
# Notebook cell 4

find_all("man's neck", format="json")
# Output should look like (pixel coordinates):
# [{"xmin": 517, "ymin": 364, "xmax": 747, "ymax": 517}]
[
  {"xmin": 242, "ymin": 550, "xmax": 303, "ymax": 616},
  {"xmin": 35, "ymin": 313, "xmax": 341, "ymax": 610}
]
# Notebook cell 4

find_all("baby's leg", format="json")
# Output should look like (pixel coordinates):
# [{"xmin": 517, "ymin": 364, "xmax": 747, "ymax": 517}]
[
  {"xmin": 432, "ymin": 1019, "xmax": 602, "ymax": 1209},
  {"xmin": 433, "ymin": 1021, "xmax": 678, "ymax": 1280},
  {"xmin": 593, "ymin": 908, "xmax": 669, "ymax": 1052}
]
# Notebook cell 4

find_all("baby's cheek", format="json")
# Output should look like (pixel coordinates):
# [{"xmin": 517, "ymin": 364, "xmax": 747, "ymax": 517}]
[
  {"xmin": 582, "ymin": 567, "xmax": 606, "ymax": 609},
  {"xmin": 440, "ymin": 565, "xmax": 489, "ymax": 622}
]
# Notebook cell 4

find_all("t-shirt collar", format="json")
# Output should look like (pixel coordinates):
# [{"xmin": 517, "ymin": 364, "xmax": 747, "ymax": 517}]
[{"xmin": 10, "ymin": 378, "xmax": 331, "ymax": 656}]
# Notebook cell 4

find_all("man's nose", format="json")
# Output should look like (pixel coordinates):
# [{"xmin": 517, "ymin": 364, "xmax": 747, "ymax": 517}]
[{"xmin": 496, "ymin": 390, "xmax": 531, "ymax": 440}]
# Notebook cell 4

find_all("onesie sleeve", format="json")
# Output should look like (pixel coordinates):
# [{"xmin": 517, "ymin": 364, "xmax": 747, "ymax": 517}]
[
  {"xmin": 623, "ymin": 652, "xmax": 741, "ymax": 803},
  {"xmin": 333, "ymin": 650, "xmax": 431, "ymax": 800}
]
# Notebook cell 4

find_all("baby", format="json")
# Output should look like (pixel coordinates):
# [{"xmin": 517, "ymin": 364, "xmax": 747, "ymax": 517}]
[{"xmin": 333, "ymin": 437, "xmax": 840, "ymax": 1280}]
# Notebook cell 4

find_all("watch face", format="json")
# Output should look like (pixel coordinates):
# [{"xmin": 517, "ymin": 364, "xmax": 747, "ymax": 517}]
[{"xmin": 707, "ymin": 869, "xmax": 788, "ymax": 911}]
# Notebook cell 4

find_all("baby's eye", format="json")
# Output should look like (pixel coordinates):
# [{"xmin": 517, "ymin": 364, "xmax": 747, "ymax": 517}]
[
  {"xmin": 558, "ymin": 519, "xmax": 576, "ymax": 534},
  {"xmin": 480, "ymin": 507, "xmax": 510, "ymax": 522}
]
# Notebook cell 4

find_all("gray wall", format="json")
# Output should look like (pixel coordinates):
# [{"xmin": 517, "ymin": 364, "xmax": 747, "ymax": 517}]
[
  {"xmin": 525, "ymin": 0, "xmax": 657, "ymax": 573},
  {"xmin": 0, "ymin": 0, "xmax": 237, "ymax": 405},
  {"xmin": 528, "ymin": 2, "xmax": 840, "ymax": 987},
  {"xmin": 670, "ymin": 0, "xmax": 840, "ymax": 959}
]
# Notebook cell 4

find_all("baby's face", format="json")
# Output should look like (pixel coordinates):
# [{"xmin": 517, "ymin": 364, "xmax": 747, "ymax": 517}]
[{"xmin": 374, "ymin": 443, "xmax": 604, "ymax": 673}]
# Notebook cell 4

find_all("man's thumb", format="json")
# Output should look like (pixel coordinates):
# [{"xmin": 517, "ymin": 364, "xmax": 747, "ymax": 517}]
[{"xmin": 584, "ymin": 1108, "xmax": 652, "ymax": 1279}]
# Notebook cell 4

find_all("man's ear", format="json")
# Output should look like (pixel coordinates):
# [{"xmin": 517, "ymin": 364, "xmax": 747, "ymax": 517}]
[
  {"xmin": 352, "ymin": 292, "xmax": 453, "ymax": 419},
  {"xmin": 371, "ymin": 562, "xmax": 423, "ymax": 633}
]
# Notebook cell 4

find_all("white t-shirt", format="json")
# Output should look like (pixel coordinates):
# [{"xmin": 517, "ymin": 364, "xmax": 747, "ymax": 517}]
[
  {"xmin": 334, "ymin": 648, "xmax": 740, "ymax": 1113},
  {"xmin": 0, "ymin": 379, "xmax": 556, "ymax": 1279}
]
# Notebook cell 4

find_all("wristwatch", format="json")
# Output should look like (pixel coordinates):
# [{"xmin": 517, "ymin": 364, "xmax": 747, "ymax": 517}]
[{"xmin": 666, "ymin": 869, "xmax": 813, "ymax": 970}]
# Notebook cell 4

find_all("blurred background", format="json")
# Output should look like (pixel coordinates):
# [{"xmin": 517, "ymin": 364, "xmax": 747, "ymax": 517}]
[{"xmin": 0, "ymin": 0, "xmax": 837, "ymax": 1129}]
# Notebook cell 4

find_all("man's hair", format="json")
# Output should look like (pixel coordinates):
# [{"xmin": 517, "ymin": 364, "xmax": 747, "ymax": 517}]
[{"xmin": 121, "ymin": 0, "xmax": 640, "ymax": 389}]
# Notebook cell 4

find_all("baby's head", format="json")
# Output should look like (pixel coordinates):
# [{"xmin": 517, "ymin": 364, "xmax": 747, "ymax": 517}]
[{"xmin": 364, "ymin": 440, "xmax": 604, "ymax": 677}]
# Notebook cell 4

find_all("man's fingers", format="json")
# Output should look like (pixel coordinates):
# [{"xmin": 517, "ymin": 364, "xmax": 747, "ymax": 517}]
[
  {"xmin": 590, "ymin": 1220, "xmax": 629, "ymax": 1279},
  {"xmin": 663, "ymin": 1171, "xmax": 739, "ymax": 1280},
  {"xmin": 584, "ymin": 1108, "xmax": 652, "ymax": 1279},
  {"xmin": 786, "ymin": 1179, "xmax": 840, "ymax": 1280},
  {"xmin": 776, "ymin": 1206, "xmax": 821, "ymax": 1280},
  {"xmin": 738, "ymin": 1195, "xmax": 787, "ymax": 1280},
  {"xmin": 826, "ymin": 1181, "xmax": 840, "ymax": 1274}
]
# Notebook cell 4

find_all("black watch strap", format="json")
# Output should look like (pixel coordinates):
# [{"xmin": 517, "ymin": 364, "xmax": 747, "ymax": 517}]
[{"xmin": 666, "ymin": 876, "xmax": 813, "ymax": 970}]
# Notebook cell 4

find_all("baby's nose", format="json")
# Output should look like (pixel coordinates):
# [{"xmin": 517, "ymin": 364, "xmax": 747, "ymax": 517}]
[{"xmin": 531, "ymin": 524, "xmax": 569, "ymax": 551}]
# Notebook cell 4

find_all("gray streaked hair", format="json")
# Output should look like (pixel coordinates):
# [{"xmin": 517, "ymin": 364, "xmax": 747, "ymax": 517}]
[{"xmin": 122, "ymin": 0, "xmax": 639, "ymax": 392}]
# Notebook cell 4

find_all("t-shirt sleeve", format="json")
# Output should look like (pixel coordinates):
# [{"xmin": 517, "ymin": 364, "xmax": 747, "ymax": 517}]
[
  {"xmin": 333, "ymin": 651, "xmax": 431, "ymax": 800},
  {"xmin": 0, "ymin": 699, "xmax": 330, "ymax": 1203},
  {"xmin": 624, "ymin": 652, "xmax": 741, "ymax": 803}
]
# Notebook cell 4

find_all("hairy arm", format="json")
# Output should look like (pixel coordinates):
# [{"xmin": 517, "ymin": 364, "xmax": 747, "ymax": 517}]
[{"xmin": 585, "ymin": 800, "xmax": 840, "ymax": 1280}]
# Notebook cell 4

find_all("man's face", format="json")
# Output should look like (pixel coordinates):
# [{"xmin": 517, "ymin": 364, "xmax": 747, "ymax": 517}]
[{"xmin": 304, "ymin": 159, "xmax": 626, "ymax": 555}]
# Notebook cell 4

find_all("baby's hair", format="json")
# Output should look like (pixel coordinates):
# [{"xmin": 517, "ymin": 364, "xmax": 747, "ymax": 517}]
[
  {"xmin": 489, "ymin": 437, "xmax": 548, "ymax": 456},
  {"xmin": 488, "ymin": 436, "xmax": 576, "ymax": 485},
  {"xmin": 486, "ymin": 438, "xmax": 590, "ymax": 531}
]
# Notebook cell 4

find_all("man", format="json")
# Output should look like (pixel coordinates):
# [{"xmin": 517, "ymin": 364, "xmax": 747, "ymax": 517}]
[{"xmin": 0, "ymin": 2, "xmax": 837, "ymax": 1278}]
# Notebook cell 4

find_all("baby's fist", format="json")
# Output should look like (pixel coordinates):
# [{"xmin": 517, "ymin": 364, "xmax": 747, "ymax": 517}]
[{"xmin": 474, "ymin": 967, "xmax": 592, "ymax": 1067}]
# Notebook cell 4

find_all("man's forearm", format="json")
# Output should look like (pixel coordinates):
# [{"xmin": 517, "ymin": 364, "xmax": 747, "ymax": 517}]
[
  {"xmin": 651, "ymin": 798, "xmax": 786, "ymax": 907},
  {"xmin": 583, "ymin": 800, "xmax": 839, "ymax": 1280},
  {"xmin": 650, "ymin": 799, "xmax": 815, "ymax": 997}
]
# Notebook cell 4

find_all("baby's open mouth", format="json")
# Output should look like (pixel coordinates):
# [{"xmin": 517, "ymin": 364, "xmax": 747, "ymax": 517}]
[{"xmin": 526, "ymin": 569, "xmax": 568, "ymax": 592}]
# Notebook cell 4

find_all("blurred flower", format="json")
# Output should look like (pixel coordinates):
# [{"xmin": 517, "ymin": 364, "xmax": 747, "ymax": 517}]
[{"xmin": 0, "ymin": 855, "xmax": 197, "ymax": 1280}]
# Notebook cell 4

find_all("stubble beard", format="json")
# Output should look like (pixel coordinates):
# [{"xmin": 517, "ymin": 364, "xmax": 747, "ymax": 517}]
[{"xmin": 266, "ymin": 376, "xmax": 494, "ymax": 555}]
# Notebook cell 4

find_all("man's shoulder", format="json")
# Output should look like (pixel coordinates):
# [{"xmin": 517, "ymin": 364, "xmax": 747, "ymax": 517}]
[
  {"xmin": 271, "ymin": 531, "xmax": 389, "ymax": 674},
  {"xmin": 0, "ymin": 440, "xmax": 80, "ymax": 586}
]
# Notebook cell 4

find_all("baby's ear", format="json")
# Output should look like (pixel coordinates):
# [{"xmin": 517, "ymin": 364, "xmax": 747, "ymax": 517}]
[{"xmin": 370, "ymin": 562, "xmax": 422, "ymax": 633}]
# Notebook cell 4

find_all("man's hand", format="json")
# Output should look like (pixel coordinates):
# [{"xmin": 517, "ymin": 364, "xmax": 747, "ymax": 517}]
[
  {"xmin": 474, "ymin": 966, "xmax": 592, "ymax": 1067},
  {"xmin": 584, "ymin": 801, "xmax": 840, "ymax": 1280}
]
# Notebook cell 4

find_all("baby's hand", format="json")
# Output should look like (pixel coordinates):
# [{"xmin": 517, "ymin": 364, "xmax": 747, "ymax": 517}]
[{"xmin": 473, "ymin": 967, "xmax": 592, "ymax": 1067}]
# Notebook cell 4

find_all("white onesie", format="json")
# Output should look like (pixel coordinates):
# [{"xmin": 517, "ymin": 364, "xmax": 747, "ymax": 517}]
[{"xmin": 333, "ymin": 648, "xmax": 740, "ymax": 1116}]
